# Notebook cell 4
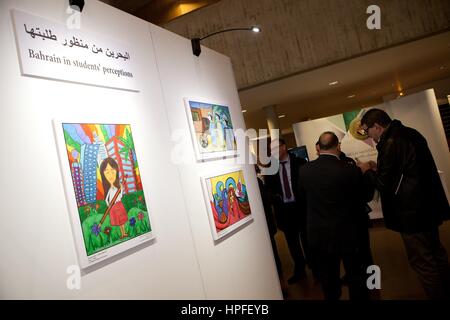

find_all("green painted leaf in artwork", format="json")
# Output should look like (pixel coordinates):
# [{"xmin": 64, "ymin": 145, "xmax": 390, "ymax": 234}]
[
  {"xmin": 118, "ymin": 128, "xmax": 135, "ymax": 161},
  {"xmin": 63, "ymin": 129, "xmax": 81, "ymax": 153}
]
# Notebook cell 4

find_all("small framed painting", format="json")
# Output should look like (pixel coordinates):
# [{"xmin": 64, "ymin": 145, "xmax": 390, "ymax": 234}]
[
  {"xmin": 184, "ymin": 98, "xmax": 238, "ymax": 161},
  {"xmin": 201, "ymin": 167, "xmax": 253, "ymax": 241},
  {"xmin": 54, "ymin": 120, "xmax": 155, "ymax": 269}
]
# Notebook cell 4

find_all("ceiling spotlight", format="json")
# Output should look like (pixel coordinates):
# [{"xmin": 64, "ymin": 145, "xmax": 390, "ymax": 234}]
[
  {"xmin": 191, "ymin": 26, "xmax": 261, "ymax": 56},
  {"xmin": 278, "ymin": 114, "xmax": 286, "ymax": 118},
  {"xmin": 69, "ymin": 0, "xmax": 85, "ymax": 12},
  {"xmin": 242, "ymin": 109, "xmax": 247, "ymax": 113},
  {"xmin": 396, "ymin": 92, "xmax": 405, "ymax": 99},
  {"xmin": 347, "ymin": 94, "xmax": 356, "ymax": 99},
  {"xmin": 329, "ymin": 81, "xmax": 339, "ymax": 86}
]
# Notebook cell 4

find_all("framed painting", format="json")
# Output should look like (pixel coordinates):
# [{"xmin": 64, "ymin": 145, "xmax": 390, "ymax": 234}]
[
  {"xmin": 201, "ymin": 167, "xmax": 253, "ymax": 241},
  {"xmin": 184, "ymin": 98, "xmax": 238, "ymax": 161},
  {"xmin": 54, "ymin": 121, "xmax": 155, "ymax": 269}
]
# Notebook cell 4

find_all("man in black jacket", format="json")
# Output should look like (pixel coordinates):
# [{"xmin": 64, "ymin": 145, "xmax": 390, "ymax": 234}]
[
  {"xmin": 299, "ymin": 132, "xmax": 373, "ymax": 300},
  {"xmin": 265, "ymin": 139, "xmax": 309, "ymax": 284},
  {"xmin": 255, "ymin": 165, "xmax": 282, "ymax": 277},
  {"xmin": 317, "ymin": 140, "xmax": 375, "ymax": 286},
  {"xmin": 358, "ymin": 108, "xmax": 450, "ymax": 299}
]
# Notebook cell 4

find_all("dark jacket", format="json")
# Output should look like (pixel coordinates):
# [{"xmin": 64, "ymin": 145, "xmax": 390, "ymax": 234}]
[
  {"xmin": 298, "ymin": 154, "xmax": 373, "ymax": 254},
  {"xmin": 264, "ymin": 154, "xmax": 307, "ymax": 231},
  {"xmin": 365, "ymin": 120, "xmax": 450, "ymax": 233},
  {"xmin": 339, "ymin": 151, "xmax": 356, "ymax": 166},
  {"xmin": 257, "ymin": 176, "xmax": 277, "ymax": 236}
]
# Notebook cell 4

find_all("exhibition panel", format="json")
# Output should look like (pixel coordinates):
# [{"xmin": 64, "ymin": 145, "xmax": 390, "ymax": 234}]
[{"xmin": 0, "ymin": 0, "xmax": 282, "ymax": 299}]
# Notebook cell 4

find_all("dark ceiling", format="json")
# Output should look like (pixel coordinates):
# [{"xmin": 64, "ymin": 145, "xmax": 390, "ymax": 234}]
[{"xmin": 99, "ymin": 0, "xmax": 220, "ymax": 25}]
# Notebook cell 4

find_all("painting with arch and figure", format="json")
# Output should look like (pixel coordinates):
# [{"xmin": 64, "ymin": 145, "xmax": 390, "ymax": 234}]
[
  {"xmin": 201, "ymin": 167, "xmax": 252, "ymax": 240},
  {"xmin": 185, "ymin": 98, "xmax": 238, "ymax": 161}
]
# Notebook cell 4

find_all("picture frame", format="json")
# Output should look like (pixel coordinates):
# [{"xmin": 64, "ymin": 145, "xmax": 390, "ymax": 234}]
[
  {"xmin": 184, "ymin": 97, "xmax": 238, "ymax": 161},
  {"xmin": 53, "ymin": 120, "xmax": 155, "ymax": 269},
  {"xmin": 200, "ymin": 166, "xmax": 253, "ymax": 241}
]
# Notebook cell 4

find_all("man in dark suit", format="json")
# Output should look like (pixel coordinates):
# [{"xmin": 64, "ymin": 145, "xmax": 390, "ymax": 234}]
[
  {"xmin": 299, "ymin": 132, "xmax": 373, "ymax": 300},
  {"xmin": 316, "ymin": 141, "xmax": 375, "ymax": 286},
  {"xmin": 255, "ymin": 164, "xmax": 282, "ymax": 277},
  {"xmin": 265, "ymin": 138, "xmax": 309, "ymax": 284}
]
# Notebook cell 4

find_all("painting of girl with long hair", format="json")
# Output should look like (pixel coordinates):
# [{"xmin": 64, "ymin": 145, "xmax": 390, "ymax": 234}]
[{"xmin": 58, "ymin": 122, "xmax": 154, "ymax": 266}]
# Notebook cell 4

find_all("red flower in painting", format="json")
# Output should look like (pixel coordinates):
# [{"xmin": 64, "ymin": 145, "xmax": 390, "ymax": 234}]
[{"xmin": 103, "ymin": 227, "xmax": 112, "ymax": 236}]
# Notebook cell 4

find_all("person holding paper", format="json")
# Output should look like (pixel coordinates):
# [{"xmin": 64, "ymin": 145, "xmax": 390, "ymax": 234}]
[{"xmin": 357, "ymin": 108, "xmax": 450, "ymax": 300}]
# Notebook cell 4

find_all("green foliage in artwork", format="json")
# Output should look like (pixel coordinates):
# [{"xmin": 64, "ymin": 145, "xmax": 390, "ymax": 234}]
[
  {"xmin": 100, "ymin": 124, "xmax": 110, "ymax": 142},
  {"xmin": 81, "ymin": 207, "xmax": 151, "ymax": 256},
  {"xmin": 78, "ymin": 201, "xmax": 107, "ymax": 223},
  {"xmin": 119, "ymin": 128, "xmax": 135, "ymax": 162},
  {"xmin": 63, "ymin": 129, "xmax": 81, "ymax": 153},
  {"xmin": 121, "ymin": 190, "xmax": 147, "ymax": 212}
]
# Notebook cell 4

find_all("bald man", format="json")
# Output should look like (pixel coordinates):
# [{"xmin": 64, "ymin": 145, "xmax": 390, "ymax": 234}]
[{"xmin": 298, "ymin": 131, "xmax": 373, "ymax": 300}]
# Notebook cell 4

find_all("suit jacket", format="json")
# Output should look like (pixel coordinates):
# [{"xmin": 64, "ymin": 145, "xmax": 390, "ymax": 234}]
[
  {"xmin": 264, "ymin": 154, "xmax": 307, "ymax": 231},
  {"xmin": 298, "ymin": 154, "xmax": 373, "ymax": 254}
]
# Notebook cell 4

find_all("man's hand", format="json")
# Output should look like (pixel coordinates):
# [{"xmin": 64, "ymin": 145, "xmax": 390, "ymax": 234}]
[
  {"xmin": 368, "ymin": 160, "xmax": 378, "ymax": 171},
  {"xmin": 357, "ymin": 161, "xmax": 373, "ymax": 174}
]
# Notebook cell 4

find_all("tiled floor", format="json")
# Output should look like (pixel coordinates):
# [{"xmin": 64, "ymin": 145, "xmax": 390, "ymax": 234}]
[{"xmin": 275, "ymin": 220, "xmax": 450, "ymax": 300}]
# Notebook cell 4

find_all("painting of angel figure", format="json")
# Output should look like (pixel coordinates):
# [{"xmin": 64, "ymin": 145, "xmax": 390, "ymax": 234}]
[
  {"xmin": 185, "ymin": 98, "xmax": 237, "ymax": 160},
  {"xmin": 202, "ymin": 168, "xmax": 252, "ymax": 240},
  {"xmin": 56, "ymin": 122, "xmax": 154, "ymax": 267}
]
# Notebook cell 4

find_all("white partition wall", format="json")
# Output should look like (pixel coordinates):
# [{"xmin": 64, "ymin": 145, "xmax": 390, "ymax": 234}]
[
  {"xmin": 293, "ymin": 89, "xmax": 450, "ymax": 205},
  {"xmin": 150, "ymin": 25, "xmax": 282, "ymax": 299},
  {"xmin": 0, "ymin": 0, "xmax": 281, "ymax": 299}
]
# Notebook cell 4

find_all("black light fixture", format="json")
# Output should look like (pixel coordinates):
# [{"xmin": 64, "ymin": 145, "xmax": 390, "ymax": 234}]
[
  {"xmin": 191, "ymin": 26, "xmax": 261, "ymax": 57},
  {"xmin": 69, "ymin": 0, "xmax": 85, "ymax": 12}
]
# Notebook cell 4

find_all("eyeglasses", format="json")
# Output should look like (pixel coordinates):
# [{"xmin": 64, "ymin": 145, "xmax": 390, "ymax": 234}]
[{"xmin": 359, "ymin": 125, "xmax": 374, "ymax": 136}]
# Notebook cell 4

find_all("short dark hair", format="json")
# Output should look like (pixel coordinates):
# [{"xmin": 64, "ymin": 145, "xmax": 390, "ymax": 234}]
[
  {"xmin": 360, "ymin": 108, "xmax": 392, "ymax": 128},
  {"xmin": 271, "ymin": 138, "xmax": 286, "ymax": 146},
  {"xmin": 318, "ymin": 131, "xmax": 339, "ymax": 150}
]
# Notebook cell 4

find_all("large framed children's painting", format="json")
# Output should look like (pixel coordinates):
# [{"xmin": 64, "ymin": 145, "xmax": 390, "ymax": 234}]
[
  {"xmin": 184, "ymin": 98, "xmax": 238, "ymax": 161},
  {"xmin": 54, "ymin": 121, "xmax": 155, "ymax": 269},
  {"xmin": 201, "ymin": 167, "xmax": 253, "ymax": 241}
]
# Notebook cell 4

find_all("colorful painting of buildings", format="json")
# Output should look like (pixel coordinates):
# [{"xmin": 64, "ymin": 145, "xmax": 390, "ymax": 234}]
[{"xmin": 62, "ymin": 123, "xmax": 151, "ymax": 256}]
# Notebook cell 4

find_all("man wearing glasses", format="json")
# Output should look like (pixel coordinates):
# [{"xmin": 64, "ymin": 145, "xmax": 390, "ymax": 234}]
[{"xmin": 357, "ymin": 108, "xmax": 450, "ymax": 299}]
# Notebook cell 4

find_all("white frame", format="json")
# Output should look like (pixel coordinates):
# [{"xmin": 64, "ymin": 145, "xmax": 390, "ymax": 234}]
[
  {"xmin": 53, "ymin": 119, "xmax": 156, "ymax": 269},
  {"xmin": 200, "ymin": 166, "xmax": 253, "ymax": 241},
  {"xmin": 184, "ymin": 97, "xmax": 238, "ymax": 161}
]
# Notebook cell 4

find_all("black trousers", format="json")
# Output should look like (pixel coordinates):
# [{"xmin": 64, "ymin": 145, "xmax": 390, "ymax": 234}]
[
  {"xmin": 401, "ymin": 227, "xmax": 450, "ymax": 300},
  {"xmin": 314, "ymin": 249, "xmax": 369, "ymax": 300},
  {"xmin": 269, "ymin": 233, "xmax": 283, "ymax": 276},
  {"xmin": 277, "ymin": 202, "xmax": 308, "ymax": 274},
  {"xmin": 358, "ymin": 222, "xmax": 374, "ymax": 269}
]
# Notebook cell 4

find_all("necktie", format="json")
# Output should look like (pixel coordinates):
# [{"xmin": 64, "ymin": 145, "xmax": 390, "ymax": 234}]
[{"xmin": 281, "ymin": 161, "xmax": 292, "ymax": 199}]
